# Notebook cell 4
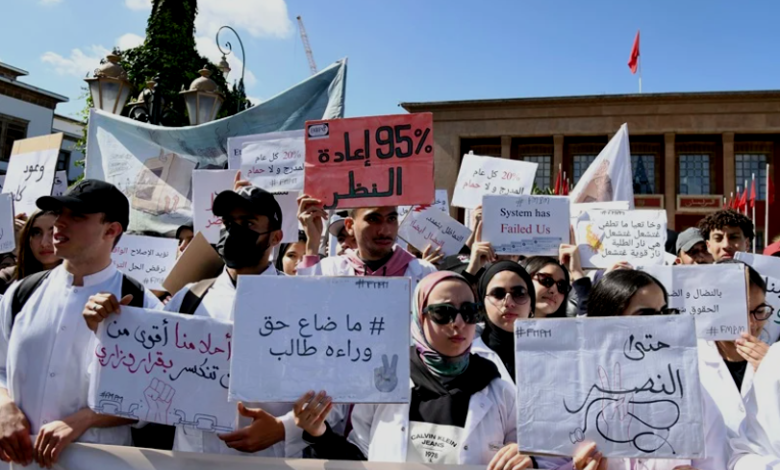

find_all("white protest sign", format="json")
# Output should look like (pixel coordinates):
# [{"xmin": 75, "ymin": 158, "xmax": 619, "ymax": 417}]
[
  {"xmin": 570, "ymin": 201, "xmax": 630, "ymax": 225},
  {"xmin": 515, "ymin": 315, "xmax": 703, "ymax": 458},
  {"xmin": 575, "ymin": 209, "xmax": 667, "ymax": 268},
  {"xmin": 112, "ymin": 234, "xmax": 178, "ymax": 290},
  {"xmin": 398, "ymin": 189, "xmax": 450, "ymax": 220},
  {"xmin": 735, "ymin": 252, "xmax": 780, "ymax": 343},
  {"xmin": 52, "ymin": 171, "xmax": 68, "ymax": 196},
  {"xmin": 2, "ymin": 149, "xmax": 58, "ymax": 216},
  {"xmin": 88, "ymin": 306, "xmax": 236, "ymax": 432},
  {"xmin": 230, "ymin": 276, "xmax": 411, "ymax": 403},
  {"xmin": 398, "ymin": 205, "xmax": 471, "ymax": 257},
  {"xmin": 192, "ymin": 170, "xmax": 237, "ymax": 244},
  {"xmin": 0, "ymin": 194, "xmax": 16, "ymax": 253},
  {"xmin": 275, "ymin": 191, "xmax": 303, "ymax": 244},
  {"xmin": 451, "ymin": 154, "xmax": 538, "ymax": 209},
  {"xmin": 482, "ymin": 195, "xmax": 570, "ymax": 256},
  {"xmin": 641, "ymin": 264, "xmax": 749, "ymax": 340},
  {"xmin": 228, "ymin": 130, "xmax": 305, "ymax": 192},
  {"xmin": 0, "ymin": 175, "xmax": 5, "ymax": 192}
]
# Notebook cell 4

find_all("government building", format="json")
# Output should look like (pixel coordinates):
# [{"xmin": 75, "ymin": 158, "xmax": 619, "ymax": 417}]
[{"xmin": 402, "ymin": 90, "xmax": 780, "ymax": 248}]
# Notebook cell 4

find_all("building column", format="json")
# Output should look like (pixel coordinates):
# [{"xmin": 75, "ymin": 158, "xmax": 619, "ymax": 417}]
[
  {"xmin": 501, "ymin": 135, "xmax": 511, "ymax": 159},
  {"xmin": 723, "ymin": 132, "xmax": 735, "ymax": 200},
  {"xmin": 553, "ymin": 134, "xmax": 564, "ymax": 175},
  {"xmin": 664, "ymin": 133, "xmax": 676, "ymax": 230}
]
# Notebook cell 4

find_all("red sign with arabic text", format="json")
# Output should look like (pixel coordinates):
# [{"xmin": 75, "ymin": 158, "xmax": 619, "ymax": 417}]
[{"xmin": 304, "ymin": 113, "xmax": 434, "ymax": 209}]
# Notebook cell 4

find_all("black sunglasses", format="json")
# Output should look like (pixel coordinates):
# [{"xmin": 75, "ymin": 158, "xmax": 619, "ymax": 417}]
[
  {"xmin": 636, "ymin": 306, "xmax": 680, "ymax": 316},
  {"xmin": 424, "ymin": 303, "xmax": 481, "ymax": 325},
  {"xmin": 486, "ymin": 286, "xmax": 531, "ymax": 305},
  {"xmin": 751, "ymin": 304, "xmax": 775, "ymax": 321},
  {"xmin": 533, "ymin": 273, "xmax": 571, "ymax": 294}
]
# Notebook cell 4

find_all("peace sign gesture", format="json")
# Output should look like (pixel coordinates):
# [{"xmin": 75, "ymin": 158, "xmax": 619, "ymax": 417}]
[{"xmin": 374, "ymin": 354, "xmax": 399, "ymax": 392}]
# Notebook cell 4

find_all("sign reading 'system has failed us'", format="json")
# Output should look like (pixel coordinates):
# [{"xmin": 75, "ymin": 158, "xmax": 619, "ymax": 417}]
[{"xmin": 304, "ymin": 113, "xmax": 434, "ymax": 209}]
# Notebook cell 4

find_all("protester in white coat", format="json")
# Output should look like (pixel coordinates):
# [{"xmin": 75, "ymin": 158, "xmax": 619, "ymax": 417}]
[
  {"xmin": 728, "ymin": 341, "xmax": 780, "ymax": 469},
  {"xmin": 295, "ymin": 196, "xmax": 436, "ymax": 284},
  {"xmin": 293, "ymin": 271, "xmax": 531, "ymax": 469}
]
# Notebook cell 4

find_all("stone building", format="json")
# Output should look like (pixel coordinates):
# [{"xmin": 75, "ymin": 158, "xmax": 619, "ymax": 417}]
[{"xmin": 402, "ymin": 90, "xmax": 780, "ymax": 245}]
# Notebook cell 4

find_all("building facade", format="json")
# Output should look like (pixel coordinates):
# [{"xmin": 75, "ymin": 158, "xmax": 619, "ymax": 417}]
[{"xmin": 402, "ymin": 91, "xmax": 780, "ymax": 246}]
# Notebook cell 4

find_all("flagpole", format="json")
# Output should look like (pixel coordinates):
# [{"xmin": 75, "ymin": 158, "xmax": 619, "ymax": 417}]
[
  {"xmin": 745, "ymin": 179, "xmax": 749, "ymax": 217},
  {"xmin": 752, "ymin": 173, "xmax": 757, "ymax": 253},
  {"xmin": 766, "ymin": 164, "xmax": 771, "ymax": 249},
  {"xmin": 638, "ymin": 55, "xmax": 643, "ymax": 94}
]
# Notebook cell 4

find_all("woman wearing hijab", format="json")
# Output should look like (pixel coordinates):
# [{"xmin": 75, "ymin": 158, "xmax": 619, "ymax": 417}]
[{"xmin": 293, "ymin": 271, "xmax": 530, "ymax": 469}]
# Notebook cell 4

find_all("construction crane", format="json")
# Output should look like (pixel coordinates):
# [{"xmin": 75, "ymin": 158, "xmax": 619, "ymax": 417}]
[{"xmin": 296, "ymin": 16, "xmax": 318, "ymax": 76}]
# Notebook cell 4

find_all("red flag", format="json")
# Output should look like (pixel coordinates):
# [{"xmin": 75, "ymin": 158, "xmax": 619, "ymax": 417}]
[
  {"xmin": 553, "ymin": 169, "xmax": 562, "ymax": 195},
  {"xmin": 628, "ymin": 31, "xmax": 640, "ymax": 74},
  {"xmin": 769, "ymin": 174, "xmax": 775, "ymax": 205},
  {"xmin": 563, "ymin": 178, "xmax": 570, "ymax": 196},
  {"xmin": 750, "ymin": 179, "xmax": 757, "ymax": 209},
  {"xmin": 729, "ymin": 194, "xmax": 737, "ymax": 210},
  {"xmin": 738, "ymin": 186, "xmax": 748, "ymax": 210}
]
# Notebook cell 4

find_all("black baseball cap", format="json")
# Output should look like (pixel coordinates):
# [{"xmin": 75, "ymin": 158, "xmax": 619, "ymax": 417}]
[
  {"xmin": 212, "ymin": 186, "xmax": 282, "ymax": 230},
  {"xmin": 36, "ymin": 179, "xmax": 130, "ymax": 230}
]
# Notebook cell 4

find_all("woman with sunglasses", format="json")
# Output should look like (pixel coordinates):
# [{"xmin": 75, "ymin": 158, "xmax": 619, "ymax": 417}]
[
  {"xmin": 521, "ymin": 245, "xmax": 590, "ymax": 318},
  {"xmin": 294, "ymin": 271, "xmax": 531, "ymax": 469}
]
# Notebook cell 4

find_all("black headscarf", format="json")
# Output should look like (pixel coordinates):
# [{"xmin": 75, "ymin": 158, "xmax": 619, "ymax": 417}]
[
  {"xmin": 274, "ymin": 230, "xmax": 307, "ymax": 273},
  {"xmin": 477, "ymin": 261, "xmax": 536, "ymax": 381}
]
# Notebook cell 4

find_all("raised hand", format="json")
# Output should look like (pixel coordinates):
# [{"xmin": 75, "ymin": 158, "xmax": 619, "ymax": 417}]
[{"xmin": 293, "ymin": 391, "xmax": 333, "ymax": 437}]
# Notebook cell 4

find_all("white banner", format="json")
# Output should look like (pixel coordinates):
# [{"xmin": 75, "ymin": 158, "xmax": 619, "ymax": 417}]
[
  {"xmin": 575, "ymin": 209, "xmax": 667, "ymax": 268},
  {"xmin": 111, "ymin": 234, "xmax": 178, "ymax": 290},
  {"xmin": 230, "ymin": 276, "xmax": 411, "ymax": 403},
  {"xmin": 451, "ymin": 154, "xmax": 537, "ymax": 209},
  {"xmin": 2, "ymin": 149, "xmax": 58, "ymax": 216},
  {"xmin": 192, "ymin": 170, "xmax": 237, "ymax": 244},
  {"xmin": 228, "ymin": 130, "xmax": 305, "ymax": 192},
  {"xmin": 515, "ymin": 315, "xmax": 703, "ymax": 458},
  {"xmin": 398, "ymin": 205, "xmax": 470, "ymax": 257},
  {"xmin": 482, "ymin": 195, "xmax": 570, "ymax": 256},
  {"xmin": 89, "ymin": 306, "xmax": 236, "ymax": 432},
  {"xmin": 641, "ymin": 264, "xmax": 749, "ymax": 341}
]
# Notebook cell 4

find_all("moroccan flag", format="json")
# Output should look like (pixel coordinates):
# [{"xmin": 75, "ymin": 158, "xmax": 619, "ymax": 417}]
[
  {"xmin": 553, "ymin": 169, "xmax": 562, "ymax": 195},
  {"xmin": 738, "ymin": 186, "xmax": 748, "ymax": 211},
  {"xmin": 750, "ymin": 178, "xmax": 757, "ymax": 209},
  {"xmin": 769, "ymin": 174, "xmax": 775, "ymax": 205},
  {"xmin": 628, "ymin": 31, "xmax": 640, "ymax": 74},
  {"xmin": 563, "ymin": 178, "xmax": 570, "ymax": 196}
]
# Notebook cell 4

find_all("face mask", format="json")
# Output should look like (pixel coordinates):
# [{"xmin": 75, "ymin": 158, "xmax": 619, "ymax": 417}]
[{"xmin": 218, "ymin": 224, "xmax": 270, "ymax": 269}]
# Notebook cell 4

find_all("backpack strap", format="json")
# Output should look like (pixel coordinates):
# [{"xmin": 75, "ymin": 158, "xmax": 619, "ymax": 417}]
[
  {"xmin": 178, "ymin": 278, "xmax": 217, "ymax": 315},
  {"xmin": 10, "ymin": 270, "xmax": 52, "ymax": 330},
  {"xmin": 120, "ymin": 275, "xmax": 145, "ymax": 308}
]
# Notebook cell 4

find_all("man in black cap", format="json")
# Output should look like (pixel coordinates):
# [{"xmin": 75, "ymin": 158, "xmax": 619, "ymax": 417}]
[
  {"xmin": 675, "ymin": 227, "xmax": 714, "ymax": 265},
  {"xmin": 0, "ymin": 180, "xmax": 162, "ymax": 468}
]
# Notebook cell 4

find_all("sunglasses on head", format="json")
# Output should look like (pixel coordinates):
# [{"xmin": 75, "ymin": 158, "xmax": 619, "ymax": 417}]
[
  {"xmin": 486, "ymin": 286, "xmax": 530, "ymax": 305},
  {"xmin": 636, "ymin": 306, "xmax": 680, "ymax": 316},
  {"xmin": 423, "ymin": 303, "xmax": 481, "ymax": 325},
  {"xmin": 533, "ymin": 273, "xmax": 570, "ymax": 294}
]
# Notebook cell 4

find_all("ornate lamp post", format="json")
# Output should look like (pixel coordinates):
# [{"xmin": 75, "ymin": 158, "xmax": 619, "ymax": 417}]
[
  {"xmin": 216, "ymin": 25, "xmax": 246, "ymax": 113},
  {"xmin": 179, "ymin": 67, "xmax": 224, "ymax": 126},
  {"xmin": 84, "ymin": 54, "xmax": 134, "ymax": 115}
]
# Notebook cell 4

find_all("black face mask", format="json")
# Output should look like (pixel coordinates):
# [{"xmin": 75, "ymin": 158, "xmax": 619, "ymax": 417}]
[{"xmin": 217, "ymin": 223, "xmax": 270, "ymax": 269}]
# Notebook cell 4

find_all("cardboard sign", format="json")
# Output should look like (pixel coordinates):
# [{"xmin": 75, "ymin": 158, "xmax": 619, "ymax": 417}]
[
  {"xmin": 0, "ymin": 194, "xmax": 16, "ymax": 254},
  {"xmin": 192, "ymin": 170, "xmax": 238, "ymax": 244},
  {"xmin": 88, "ymin": 306, "xmax": 236, "ymax": 432},
  {"xmin": 575, "ymin": 209, "xmax": 667, "ymax": 268},
  {"xmin": 398, "ymin": 205, "xmax": 471, "ymax": 257},
  {"xmin": 515, "ymin": 316, "xmax": 704, "ymax": 458},
  {"xmin": 641, "ymin": 264, "xmax": 749, "ymax": 340},
  {"xmin": 230, "ymin": 276, "xmax": 411, "ymax": 403},
  {"xmin": 451, "ymin": 154, "xmax": 538, "ymax": 209},
  {"xmin": 304, "ymin": 113, "xmax": 434, "ymax": 209},
  {"xmin": 52, "ymin": 171, "xmax": 68, "ymax": 196},
  {"xmin": 112, "ymin": 235, "xmax": 178, "ymax": 290},
  {"xmin": 398, "ymin": 189, "xmax": 450, "ymax": 220},
  {"xmin": 733, "ymin": 252, "xmax": 780, "ymax": 343},
  {"xmin": 227, "ymin": 130, "xmax": 305, "ymax": 192},
  {"xmin": 163, "ymin": 232, "xmax": 224, "ymax": 296},
  {"xmin": 482, "ymin": 195, "xmax": 570, "ymax": 256},
  {"xmin": 3, "ymin": 134, "xmax": 62, "ymax": 216}
]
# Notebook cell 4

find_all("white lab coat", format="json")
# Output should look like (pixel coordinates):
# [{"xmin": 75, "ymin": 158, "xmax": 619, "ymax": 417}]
[
  {"xmin": 698, "ymin": 340, "xmax": 754, "ymax": 437},
  {"xmin": 470, "ymin": 336, "xmax": 513, "ymax": 385},
  {"xmin": 296, "ymin": 251, "xmax": 437, "ymax": 287},
  {"xmin": 729, "ymin": 342, "xmax": 780, "ymax": 470},
  {"xmin": 347, "ymin": 377, "xmax": 516, "ymax": 463}
]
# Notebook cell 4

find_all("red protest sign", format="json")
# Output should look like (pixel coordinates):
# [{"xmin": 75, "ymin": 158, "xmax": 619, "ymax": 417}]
[{"xmin": 304, "ymin": 113, "xmax": 434, "ymax": 209}]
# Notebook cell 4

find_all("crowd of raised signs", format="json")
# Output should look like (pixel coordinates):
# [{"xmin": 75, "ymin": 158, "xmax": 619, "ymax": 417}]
[{"xmin": 2, "ymin": 173, "xmax": 780, "ymax": 470}]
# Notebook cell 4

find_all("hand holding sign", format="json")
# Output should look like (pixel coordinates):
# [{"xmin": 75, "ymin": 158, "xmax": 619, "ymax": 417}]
[{"xmin": 293, "ymin": 391, "xmax": 333, "ymax": 438}]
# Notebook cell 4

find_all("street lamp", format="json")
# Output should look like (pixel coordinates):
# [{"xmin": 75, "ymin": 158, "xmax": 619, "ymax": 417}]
[
  {"xmin": 84, "ymin": 53, "xmax": 133, "ymax": 115},
  {"xmin": 216, "ymin": 25, "xmax": 246, "ymax": 113},
  {"xmin": 217, "ymin": 55, "xmax": 231, "ymax": 80},
  {"xmin": 180, "ymin": 67, "xmax": 224, "ymax": 126}
]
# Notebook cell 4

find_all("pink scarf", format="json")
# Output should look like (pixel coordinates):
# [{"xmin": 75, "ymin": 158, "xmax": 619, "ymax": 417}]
[{"xmin": 345, "ymin": 246, "xmax": 415, "ymax": 277}]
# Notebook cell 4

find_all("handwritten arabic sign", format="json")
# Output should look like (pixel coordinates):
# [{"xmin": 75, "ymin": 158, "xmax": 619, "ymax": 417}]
[
  {"xmin": 2, "ymin": 149, "xmax": 58, "ymax": 216},
  {"xmin": 304, "ymin": 113, "xmax": 434, "ymax": 209},
  {"xmin": 398, "ymin": 205, "xmax": 471, "ymax": 257},
  {"xmin": 88, "ymin": 306, "xmax": 236, "ymax": 432},
  {"xmin": 451, "ymin": 154, "xmax": 538, "ymax": 209},
  {"xmin": 398, "ymin": 189, "xmax": 450, "ymax": 221},
  {"xmin": 227, "ymin": 130, "xmax": 305, "ymax": 192},
  {"xmin": 734, "ymin": 252, "xmax": 780, "ymax": 344},
  {"xmin": 52, "ymin": 170, "xmax": 68, "ymax": 196},
  {"xmin": 230, "ymin": 276, "xmax": 411, "ymax": 403},
  {"xmin": 515, "ymin": 316, "xmax": 704, "ymax": 458},
  {"xmin": 575, "ymin": 210, "xmax": 667, "ymax": 268},
  {"xmin": 482, "ymin": 195, "xmax": 570, "ymax": 256},
  {"xmin": 192, "ymin": 170, "xmax": 238, "ymax": 244},
  {"xmin": 0, "ymin": 194, "xmax": 16, "ymax": 254},
  {"xmin": 112, "ymin": 235, "xmax": 178, "ymax": 290},
  {"xmin": 640, "ymin": 264, "xmax": 749, "ymax": 341}
]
